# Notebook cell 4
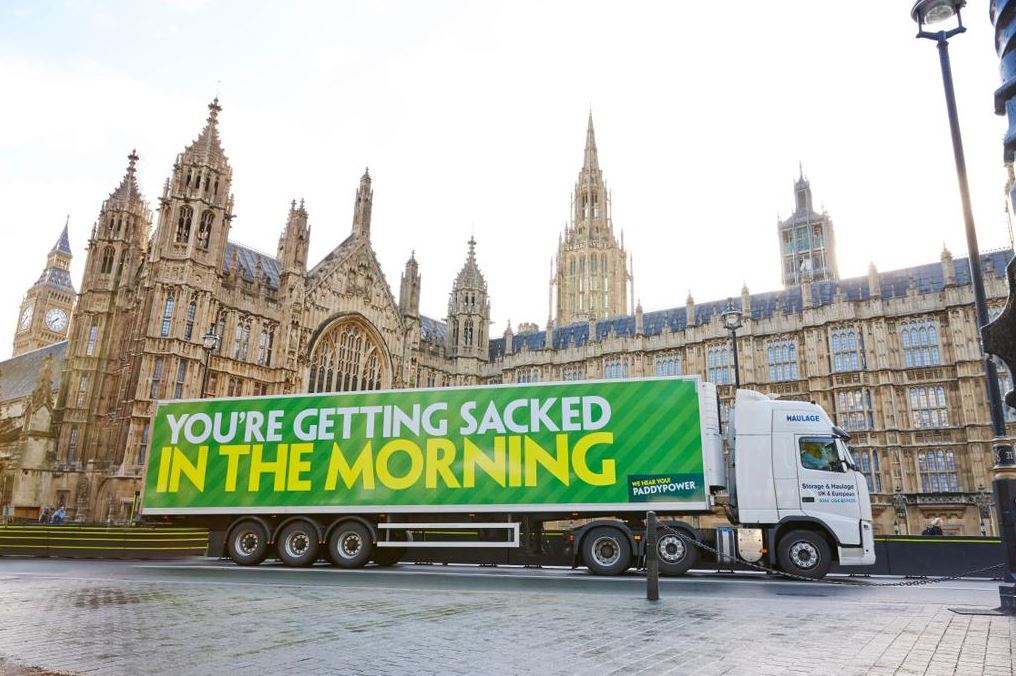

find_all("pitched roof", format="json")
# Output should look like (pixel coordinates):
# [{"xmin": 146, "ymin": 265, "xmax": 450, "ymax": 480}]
[
  {"xmin": 223, "ymin": 241, "xmax": 281, "ymax": 288},
  {"xmin": 0, "ymin": 341, "xmax": 67, "ymax": 404},
  {"xmin": 420, "ymin": 316, "xmax": 447, "ymax": 343}
]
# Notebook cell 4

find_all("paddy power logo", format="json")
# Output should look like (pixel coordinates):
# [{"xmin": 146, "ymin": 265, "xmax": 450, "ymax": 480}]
[{"xmin": 144, "ymin": 380, "xmax": 707, "ymax": 510}]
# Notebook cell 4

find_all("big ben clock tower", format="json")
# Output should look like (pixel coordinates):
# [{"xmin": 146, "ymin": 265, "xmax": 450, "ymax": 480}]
[{"xmin": 12, "ymin": 220, "xmax": 76, "ymax": 357}]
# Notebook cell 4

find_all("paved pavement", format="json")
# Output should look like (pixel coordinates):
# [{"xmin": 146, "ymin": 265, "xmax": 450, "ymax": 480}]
[{"xmin": 0, "ymin": 558, "xmax": 1013, "ymax": 675}]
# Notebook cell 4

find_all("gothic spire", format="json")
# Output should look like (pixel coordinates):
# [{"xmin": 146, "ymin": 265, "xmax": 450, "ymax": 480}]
[
  {"xmin": 352, "ymin": 167, "xmax": 373, "ymax": 240},
  {"xmin": 108, "ymin": 149, "xmax": 142, "ymax": 203},
  {"xmin": 51, "ymin": 216, "xmax": 71, "ymax": 255},
  {"xmin": 182, "ymin": 97, "xmax": 227, "ymax": 166},
  {"xmin": 454, "ymin": 236, "xmax": 486, "ymax": 290},
  {"xmin": 583, "ymin": 110, "xmax": 599, "ymax": 173}
]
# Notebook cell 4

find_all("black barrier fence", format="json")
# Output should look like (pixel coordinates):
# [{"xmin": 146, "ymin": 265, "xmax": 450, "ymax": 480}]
[
  {"xmin": 0, "ymin": 524, "xmax": 208, "ymax": 559},
  {"xmin": 834, "ymin": 536, "xmax": 1005, "ymax": 578}
]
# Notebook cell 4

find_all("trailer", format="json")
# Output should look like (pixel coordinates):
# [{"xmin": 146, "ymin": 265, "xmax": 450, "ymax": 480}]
[{"xmin": 141, "ymin": 376, "xmax": 875, "ymax": 578}]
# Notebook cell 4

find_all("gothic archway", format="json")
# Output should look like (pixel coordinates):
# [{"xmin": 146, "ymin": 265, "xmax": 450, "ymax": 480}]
[{"xmin": 308, "ymin": 315, "xmax": 391, "ymax": 393}]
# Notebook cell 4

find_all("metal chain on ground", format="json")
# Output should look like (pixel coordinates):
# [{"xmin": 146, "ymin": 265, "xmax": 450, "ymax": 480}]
[{"xmin": 655, "ymin": 523, "xmax": 1004, "ymax": 587}]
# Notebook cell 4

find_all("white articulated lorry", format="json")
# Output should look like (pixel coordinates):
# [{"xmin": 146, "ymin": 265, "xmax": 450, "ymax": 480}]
[{"xmin": 142, "ymin": 376, "xmax": 875, "ymax": 579}]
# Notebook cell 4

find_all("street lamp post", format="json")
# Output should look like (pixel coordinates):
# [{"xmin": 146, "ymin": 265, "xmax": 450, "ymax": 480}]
[
  {"xmin": 721, "ymin": 300, "xmax": 743, "ymax": 389},
  {"xmin": 200, "ymin": 329, "xmax": 219, "ymax": 398},
  {"xmin": 914, "ymin": 0, "xmax": 1015, "ymax": 613}
]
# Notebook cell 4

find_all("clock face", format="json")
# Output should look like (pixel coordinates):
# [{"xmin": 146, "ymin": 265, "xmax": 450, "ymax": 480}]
[
  {"xmin": 45, "ymin": 307, "xmax": 68, "ymax": 332},
  {"xmin": 18, "ymin": 304, "xmax": 33, "ymax": 330}
]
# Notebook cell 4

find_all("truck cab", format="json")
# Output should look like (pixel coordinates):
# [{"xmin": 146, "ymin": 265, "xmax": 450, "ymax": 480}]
[{"xmin": 727, "ymin": 389, "xmax": 875, "ymax": 577}]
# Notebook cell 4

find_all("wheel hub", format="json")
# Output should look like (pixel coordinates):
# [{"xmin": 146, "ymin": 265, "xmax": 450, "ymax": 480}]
[
  {"xmin": 286, "ymin": 531, "xmax": 310, "ymax": 558},
  {"xmin": 237, "ymin": 531, "xmax": 259, "ymax": 556},
  {"xmin": 789, "ymin": 541, "xmax": 819, "ymax": 569},
  {"xmin": 340, "ymin": 532, "xmax": 362, "ymax": 559},
  {"xmin": 658, "ymin": 534, "xmax": 686, "ymax": 563},
  {"xmin": 591, "ymin": 536, "xmax": 620, "ymax": 567}
]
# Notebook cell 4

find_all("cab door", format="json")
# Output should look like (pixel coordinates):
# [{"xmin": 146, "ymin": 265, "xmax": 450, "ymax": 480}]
[{"xmin": 796, "ymin": 435, "xmax": 862, "ymax": 546}]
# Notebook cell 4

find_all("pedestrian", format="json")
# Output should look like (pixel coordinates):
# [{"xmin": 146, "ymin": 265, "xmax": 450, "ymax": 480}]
[
  {"xmin": 921, "ymin": 517, "xmax": 944, "ymax": 536},
  {"xmin": 38, "ymin": 506, "xmax": 51, "ymax": 523},
  {"xmin": 52, "ymin": 505, "xmax": 66, "ymax": 525}
]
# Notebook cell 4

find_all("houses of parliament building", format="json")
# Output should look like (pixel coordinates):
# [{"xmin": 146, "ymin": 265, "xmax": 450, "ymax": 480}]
[{"xmin": 0, "ymin": 100, "xmax": 1012, "ymax": 536}]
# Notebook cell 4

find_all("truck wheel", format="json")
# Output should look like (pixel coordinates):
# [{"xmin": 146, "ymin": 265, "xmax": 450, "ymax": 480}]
[
  {"xmin": 227, "ymin": 519, "xmax": 269, "ymax": 566},
  {"xmin": 328, "ymin": 522, "xmax": 374, "ymax": 568},
  {"xmin": 656, "ymin": 529, "xmax": 699, "ymax": 576},
  {"xmin": 776, "ymin": 529, "xmax": 831, "ymax": 580},
  {"xmin": 582, "ymin": 527, "xmax": 632, "ymax": 576},
  {"xmin": 373, "ymin": 547, "xmax": 405, "ymax": 567},
  {"xmin": 277, "ymin": 521, "xmax": 320, "ymax": 567}
]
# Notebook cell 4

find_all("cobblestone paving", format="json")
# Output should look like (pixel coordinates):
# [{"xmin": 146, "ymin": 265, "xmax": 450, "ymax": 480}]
[{"xmin": 0, "ymin": 569, "xmax": 1013, "ymax": 675}]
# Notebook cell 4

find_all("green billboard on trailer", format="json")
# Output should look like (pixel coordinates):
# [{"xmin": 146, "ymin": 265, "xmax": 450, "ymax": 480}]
[{"xmin": 142, "ymin": 377, "xmax": 707, "ymax": 515}]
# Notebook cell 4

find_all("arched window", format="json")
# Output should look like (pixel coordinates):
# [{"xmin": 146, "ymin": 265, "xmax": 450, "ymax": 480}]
[
  {"xmin": 604, "ymin": 357, "xmax": 629, "ymax": 379},
  {"xmin": 197, "ymin": 211, "xmax": 214, "ymax": 250},
  {"xmin": 464, "ymin": 318, "xmax": 474, "ymax": 346},
  {"xmin": 67, "ymin": 427, "xmax": 78, "ymax": 464},
  {"xmin": 901, "ymin": 318, "xmax": 941, "ymax": 368},
  {"xmin": 175, "ymin": 205, "xmax": 194, "ymax": 243},
  {"xmin": 100, "ymin": 246, "xmax": 115, "ymax": 274},
  {"xmin": 908, "ymin": 385, "xmax": 949, "ymax": 428},
  {"xmin": 86, "ymin": 321, "xmax": 98, "ymax": 356},
  {"xmin": 830, "ymin": 326, "xmax": 862, "ymax": 372},
  {"xmin": 257, "ymin": 328, "xmax": 274, "ymax": 367},
  {"xmin": 215, "ymin": 313, "xmax": 226, "ymax": 354},
  {"xmin": 849, "ymin": 448, "xmax": 882, "ymax": 492},
  {"xmin": 918, "ymin": 449, "xmax": 960, "ymax": 492},
  {"xmin": 655, "ymin": 354, "xmax": 682, "ymax": 376},
  {"xmin": 184, "ymin": 300, "xmax": 197, "ymax": 340},
  {"xmin": 233, "ymin": 320, "xmax": 251, "ymax": 361},
  {"xmin": 767, "ymin": 338, "xmax": 798, "ymax": 382},
  {"xmin": 707, "ymin": 345, "xmax": 731, "ymax": 384},
  {"xmin": 160, "ymin": 294, "xmax": 175, "ymax": 337},
  {"xmin": 308, "ymin": 318, "xmax": 389, "ymax": 393}
]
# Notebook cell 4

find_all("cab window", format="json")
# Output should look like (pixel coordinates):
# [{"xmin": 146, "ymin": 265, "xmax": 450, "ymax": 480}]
[{"xmin": 799, "ymin": 436, "xmax": 843, "ymax": 472}]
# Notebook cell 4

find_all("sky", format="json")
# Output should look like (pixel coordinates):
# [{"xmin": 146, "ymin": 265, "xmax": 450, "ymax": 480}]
[{"xmin": 0, "ymin": 1, "xmax": 1013, "ymax": 359}]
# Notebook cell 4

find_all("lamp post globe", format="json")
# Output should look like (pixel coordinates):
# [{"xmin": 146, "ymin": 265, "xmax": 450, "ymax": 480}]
[
  {"xmin": 721, "ymin": 300, "xmax": 743, "ymax": 389},
  {"xmin": 721, "ymin": 301, "xmax": 743, "ymax": 332},
  {"xmin": 911, "ymin": 0, "xmax": 965, "ymax": 39},
  {"xmin": 200, "ymin": 329, "xmax": 219, "ymax": 398}
]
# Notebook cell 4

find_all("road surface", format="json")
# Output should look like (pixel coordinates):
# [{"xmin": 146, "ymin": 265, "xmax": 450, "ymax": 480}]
[{"xmin": 0, "ymin": 558, "xmax": 1012, "ymax": 675}]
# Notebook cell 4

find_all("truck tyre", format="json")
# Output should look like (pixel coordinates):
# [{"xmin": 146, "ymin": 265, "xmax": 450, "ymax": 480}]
[
  {"xmin": 373, "ymin": 547, "xmax": 405, "ymax": 567},
  {"xmin": 582, "ymin": 526, "xmax": 632, "ymax": 576},
  {"xmin": 227, "ymin": 519, "xmax": 269, "ymax": 566},
  {"xmin": 776, "ymin": 529, "xmax": 832, "ymax": 580},
  {"xmin": 277, "ymin": 521, "xmax": 320, "ymax": 567},
  {"xmin": 328, "ymin": 522, "xmax": 374, "ymax": 568},
  {"xmin": 656, "ymin": 528, "xmax": 699, "ymax": 576}
]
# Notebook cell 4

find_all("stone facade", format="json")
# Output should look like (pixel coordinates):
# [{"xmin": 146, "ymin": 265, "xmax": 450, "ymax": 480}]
[{"xmin": 0, "ymin": 100, "xmax": 1012, "ymax": 534}]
